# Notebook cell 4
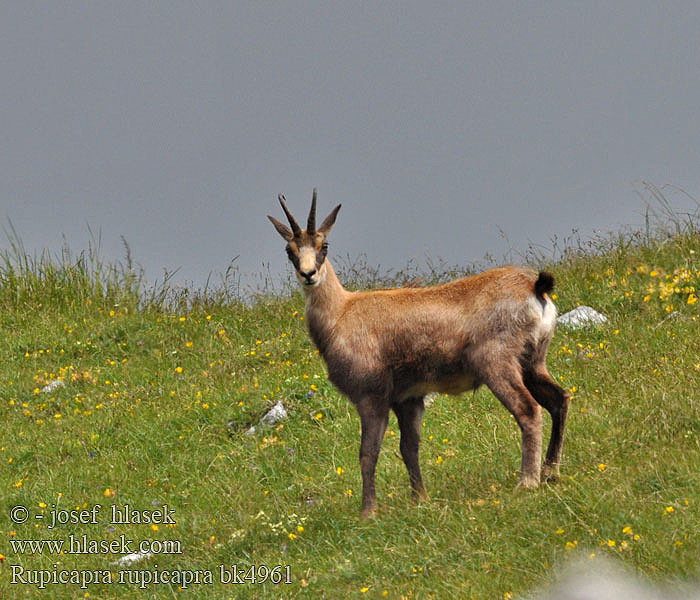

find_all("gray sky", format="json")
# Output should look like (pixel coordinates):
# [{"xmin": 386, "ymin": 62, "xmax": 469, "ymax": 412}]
[{"xmin": 2, "ymin": 2, "xmax": 699, "ymax": 292}]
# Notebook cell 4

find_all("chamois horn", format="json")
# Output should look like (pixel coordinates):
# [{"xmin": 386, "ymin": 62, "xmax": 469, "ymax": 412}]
[
  {"xmin": 307, "ymin": 188, "xmax": 317, "ymax": 234},
  {"xmin": 278, "ymin": 194, "xmax": 301, "ymax": 236}
]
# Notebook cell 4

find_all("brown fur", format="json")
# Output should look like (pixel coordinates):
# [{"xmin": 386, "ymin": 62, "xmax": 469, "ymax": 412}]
[{"xmin": 269, "ymin": 192, "xmax": 569, "ymax": 517}]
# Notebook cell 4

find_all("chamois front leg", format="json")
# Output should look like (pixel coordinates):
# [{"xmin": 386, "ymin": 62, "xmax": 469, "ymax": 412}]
[
  {"xmin": 393, "ymin": 396, "xmax": 428, "ymax": 502},
  {"xmin": 355, "ymin": 396, "xmax": 390, "ymax": 518}
]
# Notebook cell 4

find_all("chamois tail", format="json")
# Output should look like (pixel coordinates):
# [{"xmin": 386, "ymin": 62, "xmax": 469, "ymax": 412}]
[{"xmin": 534, "ymin": 271, "xmax": 554, "ymax": 300}]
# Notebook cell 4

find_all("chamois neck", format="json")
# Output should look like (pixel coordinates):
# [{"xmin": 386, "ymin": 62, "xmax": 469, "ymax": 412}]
[
  {"xmin": 304, "ymin": 259, "xmax": 347, "ymax": 311},
  {"xmin": 303, "ymin": 260, "xmax": 348, "ymax": 352}
]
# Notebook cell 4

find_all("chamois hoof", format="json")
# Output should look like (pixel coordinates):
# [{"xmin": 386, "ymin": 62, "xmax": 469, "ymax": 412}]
[
  {"xmin": 412, "ymin": 488, "xmax": 430, "ymax": 504},
  {"xmin": 541, "ymin": 463, "xmax": 561, "ymax": 483},
  {"xmin": 514, "ymin": 477, "xmax": 540, "ymax": 492},
  {"xmin": 360, "ymin": 505, "xmax": 377, "ymax": 519},
  {"xmin": 360, "ymin": 508, "xmax": 377, "ymax": 521}
]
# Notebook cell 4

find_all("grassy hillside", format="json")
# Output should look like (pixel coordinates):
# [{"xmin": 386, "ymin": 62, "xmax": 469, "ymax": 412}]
[{"xmin": 1, "ymin": 222, "xmax": 700, "ymax": 599}]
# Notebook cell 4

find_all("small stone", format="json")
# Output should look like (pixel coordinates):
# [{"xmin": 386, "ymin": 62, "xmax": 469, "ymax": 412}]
[
  {"xmin": 111, "ymin": 550, "xmax": 153, "ymax": 566},
  {"xmin": 557, "ymin": 306, "xmax": 608, "ymax": 329},
  {"xmin": 244, "ymin": 401, "xmax": 288, "ymax": 436},
  {"xmin": 259, "ymin": 401, "xmax": 288, "ymax": 426},
  {"xmin": 40, "ymin": 380, "xmax": 65, "ymax": 393}
]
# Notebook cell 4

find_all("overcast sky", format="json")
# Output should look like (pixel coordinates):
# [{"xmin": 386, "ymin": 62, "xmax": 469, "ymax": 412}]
[{"xmin": 2, "ymin": 2, "xmax": 699, "ymax": 292}]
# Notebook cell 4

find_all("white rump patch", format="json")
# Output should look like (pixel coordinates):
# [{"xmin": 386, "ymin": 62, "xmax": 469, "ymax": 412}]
[
  {"xmin": 541, "ymin": 297, "xmax": 557, "ymax": 331},
  {"xmin": 527, "ymin": 296, "xmax": 557, "ymax": 340}
]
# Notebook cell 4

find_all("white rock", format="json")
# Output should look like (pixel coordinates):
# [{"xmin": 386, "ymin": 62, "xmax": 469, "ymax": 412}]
[
  {"xmin": 111, "ymin": 550, "xmax": 153, "ymax": 566},
  {"xmin": 245, "ymin": 401, "xmax": 288, "ymax": 436},
  {"xmin": 260, "ymin": 400, "xmax": 288, "ymax": 426},
  {"xmin": 556, "ymin": 306, "xmax": 608, "ymax": 329},
  {"xmin": 40, "ymin": 380, "xmax": 65, "ymax": 393}
]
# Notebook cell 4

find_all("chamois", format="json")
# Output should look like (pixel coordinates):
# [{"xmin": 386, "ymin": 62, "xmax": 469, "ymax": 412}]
[{"xmin": 268, "ymin": 190, "xmax": 569, "ymax": 517}]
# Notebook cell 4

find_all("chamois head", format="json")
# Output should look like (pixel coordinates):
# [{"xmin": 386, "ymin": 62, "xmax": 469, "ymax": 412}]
[{"xmin": 268, "ymin": 189, "xmax": 341, "ymax": 288}]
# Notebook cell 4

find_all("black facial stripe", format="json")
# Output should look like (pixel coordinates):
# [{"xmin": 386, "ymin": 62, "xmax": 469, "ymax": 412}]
[
  {"xmin": 316, "ymin": 243, "xmax": 328, "ymax": 268},
  {"xmin": 286, "ymin": 247, "xmax": 300, "ymax": 269}
]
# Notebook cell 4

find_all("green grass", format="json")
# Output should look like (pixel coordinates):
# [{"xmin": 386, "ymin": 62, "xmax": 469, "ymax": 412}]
[{"xmin": 2, "ymin": 219, "xmax": 700, "ymax": 599}]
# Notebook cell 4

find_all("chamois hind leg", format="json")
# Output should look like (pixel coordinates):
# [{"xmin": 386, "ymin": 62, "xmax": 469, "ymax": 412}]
[
  {"xmin": 523, "ymin": 364, "xmax": 569, "ymax": 481},
  {"xmin": 355, "ymin": 396, "xmax": 390, "ymax": 518},
  {"xmin": 393, "ymin": 396, "xmax": 428, "ymax": 502},
  {"xmin": 480, "ymin": 363, "xmax": 543, "ymax": 489}
]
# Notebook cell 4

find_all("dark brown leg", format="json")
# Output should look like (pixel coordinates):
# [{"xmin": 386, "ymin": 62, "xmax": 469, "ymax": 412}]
[
  {"xmin": 393, "ymin": 396, "xmax": 428, "ymax": 502},
  {"xmin": 355, "ymin": 396, "xmax": 390, "ymax": 517},
  {"xmin": 523, "ymin": 365, "xmax": 569, "ymax": 481}
]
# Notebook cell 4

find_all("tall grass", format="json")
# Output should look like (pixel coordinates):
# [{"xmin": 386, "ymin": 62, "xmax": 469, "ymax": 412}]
[{"xmin": 0, "ymin": 223, "xmax": 143, "ymax": 313}]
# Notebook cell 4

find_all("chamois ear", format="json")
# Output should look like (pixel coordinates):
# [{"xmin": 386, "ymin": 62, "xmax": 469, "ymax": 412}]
[
  {"xmin": 318, "ymin": 204, "xmax": 342, "ymax": 235},
  {"xmin": 267, "ymin": 215, "xmax": 293, "ymax": 241}
]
